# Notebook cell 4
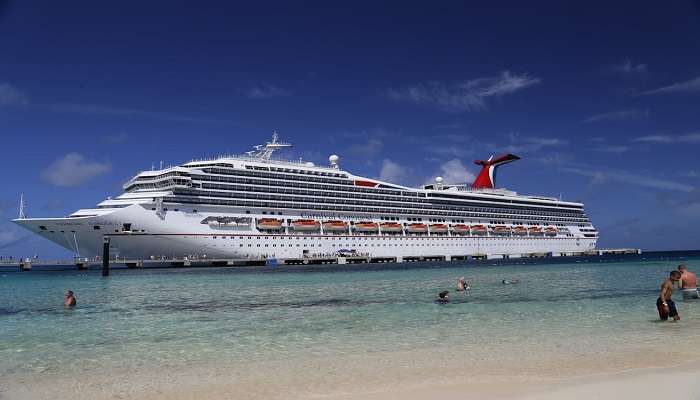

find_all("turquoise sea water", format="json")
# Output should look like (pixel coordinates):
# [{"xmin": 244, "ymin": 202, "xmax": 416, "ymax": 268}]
[{"xmin": 2, "ymin": 252, "xmax": 700, "ymax": 399}]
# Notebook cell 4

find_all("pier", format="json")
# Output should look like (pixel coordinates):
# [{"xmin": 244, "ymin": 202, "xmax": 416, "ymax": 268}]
[{"xmin": 0, "ymin": 248, "xmax": 643, "ymax": 271}]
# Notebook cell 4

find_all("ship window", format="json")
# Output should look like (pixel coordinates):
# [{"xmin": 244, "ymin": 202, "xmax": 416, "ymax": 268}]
[
  {"xmin": 93, "ymin": 226, "xmax": 100, "ymax": 230},
  {"xmin": 122, "ymin": 223, "xmax": 132, "ymax": 231},
  {"xmin": 39, "ymin": 225, "xmax": 47, "ymax": 230}
]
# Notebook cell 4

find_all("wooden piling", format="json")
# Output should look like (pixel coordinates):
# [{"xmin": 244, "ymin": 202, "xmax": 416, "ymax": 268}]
[{"xmin": 102, "ymin": 237, "xmax": 110, "ymax": 277}]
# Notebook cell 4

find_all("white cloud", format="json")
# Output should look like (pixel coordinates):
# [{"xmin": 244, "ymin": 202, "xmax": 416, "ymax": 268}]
[
  {"xmin": 48, "ymin": 103, "xmax": 228, "ymax": 124},
  {"xmin": 0, "ymin": 83, "xmax": 29, "ymax": 106},
  {"xmin": 560, "ymin": 166, "xmax": 695, "ymax": 193},
  {"xmin": 433, "ymin": 122, "xmax": 465, "ymax": 130},
  {"xmin": 0, "ymin": 83, "xmax": 228, "ymax": 124},
  {"xmin": 247, "ymin": 84, "xmax": 292, "ymax": 99},
  {"xmin": 433, "ymin": 159, "xmax": 476, "ymax": 185},
  {"xmin": 0, "ymin": 227, "xmax": 19, "ymax": 247},
  {"xmin": 584, "ymin": 109, "xmax": 649, "ymax": 123},
  {"xmin": 641, "ymin": 76, "xmax": 700, "ymax": 95},
  {"xmin": 499, "ymin": 134, "xmax": 566, "ymax": 154},
  {"xmin": 611, "ymin": 59, "xmax": 648, "ymax": 74},
  {"xmin": 632, "ymin": 133, "xmax": 700, "ymax": 143},
  {"xmin": 378, "ymin": 159, "xmax": 410, "ymax": 184},
  {"xmin": 348, "ymin": 138, "xmax": 384, "ymax": 157},
  {"xmin": 104, "ymin": 132, "xmax": 128, "ymax": 144},
  {"xmin": 388, "ymin": 71, "xmax": 540, "ymax": 112},
  {"xmin": 592, "ymin": 145, "xmax": 632, "ymax": 154},
  {"xmin": 41, "ymin": 153, "xmax": 112, "ymax": 187}
]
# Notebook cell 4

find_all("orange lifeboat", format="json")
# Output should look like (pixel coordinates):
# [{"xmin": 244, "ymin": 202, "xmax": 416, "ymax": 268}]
[
  {"xmin": 492, "ymin": 225, "xmax": 511, "ymax": 235},
  {"xmin": 545, "ymin": 227, "xmax": 558, "ymax": 236},
  {"xmin": 429, "ymin": 224, "xmax": 448, "ymax": 233},
  {"xmin": 407, "ymin": 223, "xmax": 428, "ymax": 233},
  {"xmin": 291, "ymin": 219, "xmax": 321, "ymax": 231},
  {"xmin": 257, "ymin": 218, "xmax": 284, "ymax": 230},
  {"xmin": 380, "ymin": 222, "xmax": 403, "ymax": 233},
  {"xmin": 322, "ymin": 220, "xmax": 348, "ymax": 232},
  {"xmin": 513, "ymin": 226, "xmax": 528, "ymax": 236},
  {"xmin": 354, "ymin": 221, "xmax": 379, "ymax": 232},
  {"xmin": 452, "ymin": 224, "xmax": 470, "ymax": 235},
  {"xmin": 528, "ymin": 226, "xmax": 544, "ymax": 235},
  {"xmin": 470, "ymin": 224, "xmax": 488, "ymax": 235}
]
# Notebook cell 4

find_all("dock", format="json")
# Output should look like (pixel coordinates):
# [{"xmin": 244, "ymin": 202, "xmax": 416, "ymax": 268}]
[{"xmin": 0, "ymin": 248, "xmax": 643, "ymax": 271}]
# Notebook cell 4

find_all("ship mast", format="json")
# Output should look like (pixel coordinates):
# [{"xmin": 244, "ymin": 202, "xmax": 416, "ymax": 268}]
[
  {"xmin": 18, "ymin": 193, "xmax": 26, "ymax": 219},
  {"xmin": 245, "ymin": 130, "xmax": 292, "ymax": 160}
]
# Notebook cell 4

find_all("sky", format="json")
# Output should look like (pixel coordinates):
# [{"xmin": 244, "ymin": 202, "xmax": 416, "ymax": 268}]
[{"xmin": 1, "ymin": 0, "xmax": 700, "ymax": 257}]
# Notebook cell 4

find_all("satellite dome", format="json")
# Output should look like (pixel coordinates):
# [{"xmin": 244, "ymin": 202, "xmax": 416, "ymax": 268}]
[
  {"xmin": 305, "ymin": 162, "xmax": 315, "ymax": 167},
  {"xmin": 435, "ymin": 176, "xmax": 444, "ymax": 184},
  {"xmin": 329, "ymin": 154, "xmax": 339, "ymax": 163}
]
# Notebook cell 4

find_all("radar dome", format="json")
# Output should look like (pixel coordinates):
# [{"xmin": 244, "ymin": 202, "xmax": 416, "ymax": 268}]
[
  {"xmin": 305, "ymin": 162, "xmax": 315, "ymax": 167},
  {"xmin": 329, "ymin": 154, "xmax": 339, "ymax": 169},
  {"xmin": 435, "ymin": 176, "xmax": 444, "ymax": 184}
]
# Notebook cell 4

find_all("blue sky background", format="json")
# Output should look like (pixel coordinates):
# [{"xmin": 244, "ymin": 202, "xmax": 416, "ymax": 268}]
[{"xmin": 1, "ymin": 0, "xmax": 700, "ymax": 257}]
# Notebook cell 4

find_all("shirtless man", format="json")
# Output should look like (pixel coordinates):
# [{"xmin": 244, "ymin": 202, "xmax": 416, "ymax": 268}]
[
  {"xmin": 657, "ymin": 271, "xmax": 681, "ymax": 321},
  {"xmin": 678, "ymin": 265, "xmax": 699, "ymax": 300},
  {"xmin": 64, "ymin": 290, "xmax": 76, "ymax": 308}
]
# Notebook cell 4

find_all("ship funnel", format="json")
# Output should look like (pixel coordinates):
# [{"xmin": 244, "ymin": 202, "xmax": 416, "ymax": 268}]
[{"xmin": 471, "ymin": 154, "xmax": 520, "ymax": 189}]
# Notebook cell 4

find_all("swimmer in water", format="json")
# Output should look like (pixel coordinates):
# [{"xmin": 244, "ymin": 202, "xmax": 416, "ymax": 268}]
[
  {"xmin": 456, "ymin": 277, "xmax": 470, "ymax": 291},
  {"xmin": 64, "ymin": 290, "xmax": 76, "ymax": 307},
  {"xmin": 678, "ymin": 265, "xmax": 699, "ymax": 300},
  {"xmin": 502, "ymin": 278, "xmax": 521, "ymax": 285},
  {"xmin": 436, "ymin": 290, "xmax": 450, "ymax": 303}
]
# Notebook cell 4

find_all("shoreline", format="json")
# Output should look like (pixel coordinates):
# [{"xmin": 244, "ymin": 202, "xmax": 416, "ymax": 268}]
[
  {"xmin": 329, "ymin": 361, "xmax": 700, "ymax": 400},
  {"xmin": 4, "ymin": 349, "xmax": 700, "ymax": 400}
]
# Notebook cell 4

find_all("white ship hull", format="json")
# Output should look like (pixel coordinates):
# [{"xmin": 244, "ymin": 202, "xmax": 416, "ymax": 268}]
[{"xmin": 14, "ymin": 204, "xmax": 596, "ymax": 260}]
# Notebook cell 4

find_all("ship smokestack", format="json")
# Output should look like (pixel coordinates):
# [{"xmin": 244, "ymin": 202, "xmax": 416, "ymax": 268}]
[{"xmin": 471, "ymin": 154, "xmax": 520, "ymax": 189}]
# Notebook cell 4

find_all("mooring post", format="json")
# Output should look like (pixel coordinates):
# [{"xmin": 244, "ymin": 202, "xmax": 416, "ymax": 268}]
[{"xmin": 102, "ymin": 236, "xmax": 110, "ymax": 277}]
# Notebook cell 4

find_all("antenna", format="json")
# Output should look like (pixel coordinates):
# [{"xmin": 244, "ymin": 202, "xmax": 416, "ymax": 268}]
[
  {"xmin": 18, "ymin": 193, "xmax": 26, "ymax": 219},
  {"xmin": 246, "ymin": 131, "xmax": 292, "ymax": 160}
]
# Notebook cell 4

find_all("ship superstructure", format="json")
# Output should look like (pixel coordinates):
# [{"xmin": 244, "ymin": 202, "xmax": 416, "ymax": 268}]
[{"xmin": 13, "ymin": 133, "xmax": 597, "ymax": 260}]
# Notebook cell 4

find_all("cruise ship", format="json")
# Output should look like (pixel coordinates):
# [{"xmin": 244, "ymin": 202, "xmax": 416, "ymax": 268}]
[{"xmin": 13, "ymin": 133, "xmax": 597, "ymax": 260}]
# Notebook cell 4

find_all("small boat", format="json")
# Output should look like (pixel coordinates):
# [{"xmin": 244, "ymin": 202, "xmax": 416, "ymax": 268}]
[
  {"xmin": 513, "ymin": 226, "xmax": 528, "ymax": 235},
  {"xmin": 528, "ymin": 226, "xmax": 544, "ymax": 235},
  {"xmin": 429, "ymin": 224, "xmax": 448, "ymax": 233},
  {"xmin": 452, "ymin": 224, "xmax": 470, "ymax": 235},
  {"xmin": 203, "ymin": 216, "xmax": 252, "ymax": 228},
  {"xmin": 544, "ymin": 227, "xmax": 558, "ymax": 236},
  {"xmin": 291, "ymin": 219, "xmax": 321, "ymax": 231},
  {"xmin": 256, "ymin": 218, "xmax": 284, "ymax": 230},
  {"xmin": 407, "ymin": 223, "xmax": 428, "ymax": 233},
  {"xmin": 492, "ymin": 225, "xmax": 511, "ymax": 235},
  {"xmin": 470, "ymin": 225, "xmax": 488, "ymax": 235},
  {"xmin": 322, "ymin": 220, "xmax": 348, "ymax": 232},
  {"xmin": 354, "ymin": 221, "xmax": 379, "ymax": 232},
  {"xmin": 380, "ymin": 222, "xmax": 403, "ymax": 233}
]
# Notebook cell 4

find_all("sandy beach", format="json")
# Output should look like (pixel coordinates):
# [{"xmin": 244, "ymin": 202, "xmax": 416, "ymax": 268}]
[
  {"xmin": 4, "ymin": 346, "xmax": 700, "ymax": 400},
  {"xmin": 338, "ymin": 362, "xmax": 700, "ymax": 400}
]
